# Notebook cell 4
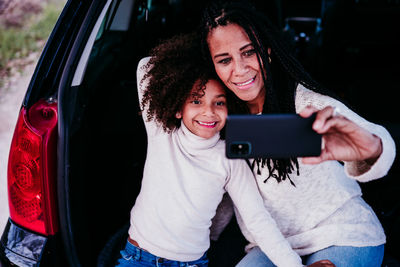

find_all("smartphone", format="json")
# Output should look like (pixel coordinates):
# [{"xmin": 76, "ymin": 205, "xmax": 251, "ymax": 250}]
[{"xmin": 225, "ymin": 114, "xmax": 321, "ymax": 158}]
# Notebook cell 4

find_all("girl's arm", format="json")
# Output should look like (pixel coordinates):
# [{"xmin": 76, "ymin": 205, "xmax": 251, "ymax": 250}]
[
  {"xmin": 226, "ymin": 164, "xmax": 336, "ymax": 266},
  {"xmin": 226, "ymin": 159, "xmax": 305, "ymax": 267},
  {"xmin": 136, "ymin": 57, "xmax": 164, "ymax": 136}
]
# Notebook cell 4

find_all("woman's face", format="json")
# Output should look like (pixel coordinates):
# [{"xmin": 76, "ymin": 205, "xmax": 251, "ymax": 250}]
[{"xmin": 207, "ymin": 23, "xmax": 266, "ymax": 106}]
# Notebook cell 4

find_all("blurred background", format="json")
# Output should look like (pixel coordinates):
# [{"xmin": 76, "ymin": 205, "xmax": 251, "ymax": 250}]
[{"xmin": 0, "ymin": 0, "xmax": 66, "ymax": 233}]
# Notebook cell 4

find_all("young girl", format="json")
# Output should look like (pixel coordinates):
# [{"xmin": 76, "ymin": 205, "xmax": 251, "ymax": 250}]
[{"xmin": 116, "ymin": 33, "xmax": 333, "ymax": 267}]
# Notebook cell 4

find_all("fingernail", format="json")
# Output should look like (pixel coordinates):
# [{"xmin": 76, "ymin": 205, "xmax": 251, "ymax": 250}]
[{"xmin": 313, "ymin": 121, "xmax": 321, "ymax": 130}]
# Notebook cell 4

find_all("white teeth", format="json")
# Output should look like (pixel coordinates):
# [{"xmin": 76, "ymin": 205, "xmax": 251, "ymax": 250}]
[
  {"xmin": 198, "ymin": 121, "xmax": 216, "ymax": 126},
  {"xmin": 236, "ymin": 78, "xmax": 255, "ymax": 86}
]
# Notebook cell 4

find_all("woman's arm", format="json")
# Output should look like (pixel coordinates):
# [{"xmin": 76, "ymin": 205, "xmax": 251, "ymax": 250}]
[
  {"xmin": 299, "ymin": 105, "xmax": 382, "ymax": 163},
  {"xmin": 296, "ymin": 85, "xmax": 396, "ymax": 182}
]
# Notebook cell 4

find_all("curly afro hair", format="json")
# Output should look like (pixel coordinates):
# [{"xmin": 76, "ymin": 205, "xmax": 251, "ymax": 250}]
[{"xmin": 141, "ymin": 32, "xmax": 246, "ymax": 132}]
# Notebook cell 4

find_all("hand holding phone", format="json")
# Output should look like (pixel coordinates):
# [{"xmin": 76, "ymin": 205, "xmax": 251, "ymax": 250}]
[{"xmin": 226, "ymin": 114, "xmax": 321, "ymax": 158}]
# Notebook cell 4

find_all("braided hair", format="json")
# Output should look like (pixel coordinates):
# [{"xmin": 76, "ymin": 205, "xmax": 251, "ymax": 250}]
[{"xmin": 199, "ymin": 0, "xmax": 337, "ymax": 185}]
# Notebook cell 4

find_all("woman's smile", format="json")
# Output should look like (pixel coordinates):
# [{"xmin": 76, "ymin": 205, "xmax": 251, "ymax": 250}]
[{"xmin": 232, "ymin": 75, "xmax": 257, "ymax": 89}]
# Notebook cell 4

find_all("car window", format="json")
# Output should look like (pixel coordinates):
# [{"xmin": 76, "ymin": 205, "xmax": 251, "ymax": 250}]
[
  {"xmin": 108, "ymin": 0, "xmax": 134, "ymax": 31},
  {"xmin": 72, "ymin": 0, "xmax": 135, "ymax": 86},
  {"xmin": 72, "ymin": 0, "xmax": 113, "ymax": 86}
]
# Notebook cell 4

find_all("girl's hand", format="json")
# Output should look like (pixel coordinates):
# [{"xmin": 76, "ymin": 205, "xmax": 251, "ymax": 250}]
[
  {"xmin": 307, "ymin": 259, "xmax": 336, "ymax": 267},
  {"xmin": 299, "ymin": 106, "xmax": 382, "ymax": 165}
]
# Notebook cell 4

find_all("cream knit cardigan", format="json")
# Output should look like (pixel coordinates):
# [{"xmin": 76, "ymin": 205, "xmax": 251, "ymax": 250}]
[{"xmin": 234, "ymin": 84, "xmax": 396, "ymax": 256}]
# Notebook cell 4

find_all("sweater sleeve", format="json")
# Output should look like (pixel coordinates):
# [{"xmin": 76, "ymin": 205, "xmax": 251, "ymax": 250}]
[
  {"xmin": 226, "ymin": 159, "xmax": 304, "ymax": 267},
  {"xmin": 136, "ymin": 57, "xmax": 150, "ymax": 105},
  {"xmin": 136, "ymin": 56, "xmax": 164, "ymax": 136},
  {"xmin": 295, "ymin": 85, "xmax": 396, "ymax": 182}
]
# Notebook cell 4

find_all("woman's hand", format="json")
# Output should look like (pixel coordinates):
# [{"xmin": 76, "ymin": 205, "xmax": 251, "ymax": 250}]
[
  {"xmin": 307, "ymin": 259, "xmax": 336, "ymax": 267},
  {"xmin": 299, "ymin": 106, "xmax": 382, "ymax": 164}
]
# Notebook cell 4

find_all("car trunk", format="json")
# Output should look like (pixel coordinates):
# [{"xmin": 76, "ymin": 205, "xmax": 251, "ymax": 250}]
[{"xmin": 56, "ymin": 0, "xmax": 400, "ymax": 265}]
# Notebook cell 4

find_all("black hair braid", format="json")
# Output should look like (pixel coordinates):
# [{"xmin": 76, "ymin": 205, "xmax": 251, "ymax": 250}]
[
  {"xmin": 200, "ymin": 0, "xmax": 340, "ymax": 185},
  {"xmin": 269, "ymin": 38, "xmax": 320, "ymax": 93},
  {"xmin": 249, "ymin": 26, "xmax": 281, "ymax": 113}
]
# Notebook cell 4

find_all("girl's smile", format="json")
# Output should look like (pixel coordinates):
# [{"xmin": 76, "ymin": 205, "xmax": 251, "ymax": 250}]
[{"xmin": 196, "ymin": 120, "xmax": 218, "ymax": 128}]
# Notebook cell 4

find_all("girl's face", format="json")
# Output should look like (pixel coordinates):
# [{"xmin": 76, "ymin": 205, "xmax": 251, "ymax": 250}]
[
  {"xmin": 176, "ymin": 79, "xmax": 227, "ymax": 139},
  {"xmin": 207, "ymin": 23, "xmax": 266, "ymax": 108}
]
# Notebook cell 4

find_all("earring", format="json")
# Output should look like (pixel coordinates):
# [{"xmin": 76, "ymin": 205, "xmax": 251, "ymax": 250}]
[{"xmin": 176, "ymin": 112, "xmax": 181, "ymax": 118}]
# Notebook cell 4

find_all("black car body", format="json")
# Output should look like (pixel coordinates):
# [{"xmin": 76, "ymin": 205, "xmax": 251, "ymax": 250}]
[{"xmin": 1, "ymin": 0, "xmax": 400, "ymax": 266}]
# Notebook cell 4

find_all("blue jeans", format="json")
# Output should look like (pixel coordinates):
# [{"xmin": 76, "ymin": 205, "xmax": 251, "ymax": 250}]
[
  {"xmin": 235, "ymin": 245, "xmax": 385, "ymax": 267},
  {"xmin": 116, "ymin": 240, "xmax": 209, "ymax": 266}
]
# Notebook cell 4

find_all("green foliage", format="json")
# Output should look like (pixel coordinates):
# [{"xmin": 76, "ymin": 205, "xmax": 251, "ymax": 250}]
[
  {"xmin": 30, "ymin": 4, "xmax": 62, "ymax": 41},
  {"xmin": 0, "ymin": 2, "xmax": 64, "ymax": 70}
]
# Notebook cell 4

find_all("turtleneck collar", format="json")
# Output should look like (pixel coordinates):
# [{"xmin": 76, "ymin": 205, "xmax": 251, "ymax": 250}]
[{"xmin": 176, "ymin": 121, "xmax": 220, "ymax": 153}]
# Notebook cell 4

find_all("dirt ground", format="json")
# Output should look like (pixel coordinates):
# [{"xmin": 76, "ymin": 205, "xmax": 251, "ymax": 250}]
[{"xmin": 0, "ymin": 52, "xmax": 40, "ymax": 232}]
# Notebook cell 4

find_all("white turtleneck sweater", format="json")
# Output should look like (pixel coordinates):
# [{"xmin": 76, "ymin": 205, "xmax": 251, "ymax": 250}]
[
  {"xmin": 234, "ymin": 84, "xmax": 396, "ymax": 257},
  {"xmin": 129, "ymin": 57, "xmax": 305, "ymax": 266}
]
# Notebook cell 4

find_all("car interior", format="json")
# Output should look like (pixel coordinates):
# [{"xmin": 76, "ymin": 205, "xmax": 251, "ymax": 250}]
[{"xmin": 63, "ymin": 0, "xmax": 400, "ymax": 266}]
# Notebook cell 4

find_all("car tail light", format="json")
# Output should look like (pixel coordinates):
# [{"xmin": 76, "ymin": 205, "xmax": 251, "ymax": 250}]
[{"xmin": 7, "ymin": 99, "xmax": 58, "ymax": 236}]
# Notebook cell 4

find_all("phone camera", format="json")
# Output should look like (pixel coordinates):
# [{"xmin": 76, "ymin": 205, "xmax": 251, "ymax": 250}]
[{"xmin": 230, "ymin": 142, "xmax": 251, "ymax": 156}]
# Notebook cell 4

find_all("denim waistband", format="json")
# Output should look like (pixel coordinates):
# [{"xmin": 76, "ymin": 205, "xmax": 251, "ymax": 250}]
[{"xmin": 122, "ymin": 239, "xmax": 207, "ymax": 267}]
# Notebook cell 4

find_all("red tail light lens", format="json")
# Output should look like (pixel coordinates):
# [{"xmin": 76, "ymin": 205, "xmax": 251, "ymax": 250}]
[{"xmin": 8, "ymin": 99, "xmax": 58, "ymax": 235}]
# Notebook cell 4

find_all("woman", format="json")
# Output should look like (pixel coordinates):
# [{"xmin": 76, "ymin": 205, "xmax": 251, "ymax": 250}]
[{"xmin": 199, "ymin": 1, "xmax": 396, "ymax": 266}]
